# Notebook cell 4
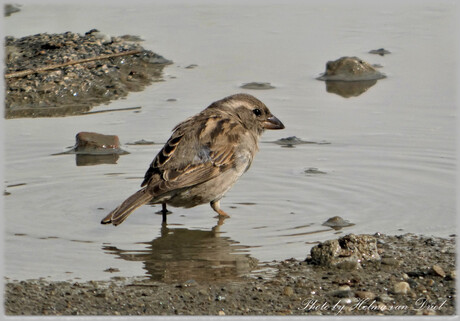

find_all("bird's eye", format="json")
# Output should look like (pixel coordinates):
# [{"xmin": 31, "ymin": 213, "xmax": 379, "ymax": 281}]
[{"xmin": 253, "ymin": 108, "xmax": 262, "ymax": 116}]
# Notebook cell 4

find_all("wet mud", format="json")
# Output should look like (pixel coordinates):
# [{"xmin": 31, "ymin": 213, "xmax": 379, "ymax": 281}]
[{"xmin": 5, "ymin": 29, "xmax": 171, "ymax": 118}]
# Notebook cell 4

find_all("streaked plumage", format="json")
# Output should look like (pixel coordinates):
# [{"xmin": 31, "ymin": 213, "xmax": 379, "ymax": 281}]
[{"xmin": 101, "ymin": 93, "xmax": 284, "ymax": 226}]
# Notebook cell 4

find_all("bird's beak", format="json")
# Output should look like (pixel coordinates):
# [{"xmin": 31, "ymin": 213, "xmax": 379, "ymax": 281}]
[{"xmin": 263, "ymin": 115, "xmax": 285, "ymax": 130}]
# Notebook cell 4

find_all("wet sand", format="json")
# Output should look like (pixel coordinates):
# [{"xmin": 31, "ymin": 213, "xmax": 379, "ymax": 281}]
[{"xmin": 4, "ymin": 233, "xmax": 455, "ymax": 316}]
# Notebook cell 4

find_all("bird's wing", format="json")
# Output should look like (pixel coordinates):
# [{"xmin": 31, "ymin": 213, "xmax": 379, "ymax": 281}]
[{"xmin": 141, "ymin": 112, "xmax": 250, "ymax": 195}]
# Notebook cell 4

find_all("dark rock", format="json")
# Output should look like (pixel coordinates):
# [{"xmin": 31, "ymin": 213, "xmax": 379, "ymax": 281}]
[
  {"xmin": 53, "ymin": 132, "xmax": 130, "ymax": 166},
  {"xmin": 369, "ymin": 48, "xmax": 391, "ymax": 56},
  {"xmin": 240, "ymin": 82, "xmax": 275, "ymax": 90},
  {"xmin": 322, "ymin": 216, "xmax": 354, "ymax": 230},
  {"xmin": 126, "ymin": 139, "xmax": 155, "ymax": 145},
  {"xmin": 74, "ymin": 132, "xmax": 121, "ymax": 154},
  {"xmin": 304, "ymin": 168, "xmax": 327, "ymax": 175}
]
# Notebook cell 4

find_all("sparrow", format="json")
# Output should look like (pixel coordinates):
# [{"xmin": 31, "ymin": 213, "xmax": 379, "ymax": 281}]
[{"xmin": 101, "ymin": 93, "xmax": 284, "ymax": 226}]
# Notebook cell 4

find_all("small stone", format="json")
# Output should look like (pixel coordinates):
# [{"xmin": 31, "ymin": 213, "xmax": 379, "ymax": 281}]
[
  {"xmin": 378, "ymin": 294, "xmax": 394, "ymax": 303},
  {"xmin": 335, "ymin": 260, "xmax": 359, "ymax": 270},
  {"xmin": 431, "ymin": 265, "xmax": 446, "ymax": 278},
  {"xmin": 369, "ymin": 48, "xmax": 391, "ymax": 56},
  {"xmin": 240, "ymin": 82, "xmax": 275, "ymax": 90},
  {"xmin": 322, "ymin": 216, "xmax": 354, "ymax": 229},
  {"xmin": 283, "ymin": 286, "xmax": 294, "ymax": 297},
  {"xmin": 103, "ymin": 267, "xmax": 120, "ymax": 273},
  {"xmin": 330, "ymin": 285, "xmax": 352, "ymax": 298},
  {"xmin": 338, "ymin": 285, "xmax": 351, "ymax": 291},
  {"xmin": 355, "ymin": 291, "xmax": 376, "ymax": 300},
  {"xmin": 126, "ymin": 139, "xmax": 155, "ymax": 145},
  {"xmin": 305, "ymin": 167, "xmax": 327, "ymax": 175},
  {"xmin": 381, "ymin": 257, "xmax": 400, "ymax": 266},
  {"xmin": 218, "ymin": 310, "xmax": 225, "ymax": 316},
  {"xmin": 182, "ymin": 279, "xmax": 198, "ymax": 288},
  {"xmin": 393, "ymin": 281, "xmax": 410, "ymax": 294}
]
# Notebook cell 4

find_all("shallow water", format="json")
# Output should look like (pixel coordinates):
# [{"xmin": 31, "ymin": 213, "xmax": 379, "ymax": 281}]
[{"xmin": 3, "ymin": 1, "xmax": 457, "ymax": 282}]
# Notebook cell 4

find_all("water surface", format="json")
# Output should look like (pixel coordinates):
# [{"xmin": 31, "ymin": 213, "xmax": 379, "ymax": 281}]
[{"xmin": 3, "ymin": 1, "xmax": 457, "ymax": 281}]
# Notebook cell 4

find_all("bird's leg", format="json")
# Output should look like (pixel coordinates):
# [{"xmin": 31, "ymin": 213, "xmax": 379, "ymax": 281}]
[
  {"xmin": 210, "ymin": 200, "xmax": 230, "ymax": 218},
  {"xmin": 161, "ymin": 203, "xmax": 168, "ymax": 223}
]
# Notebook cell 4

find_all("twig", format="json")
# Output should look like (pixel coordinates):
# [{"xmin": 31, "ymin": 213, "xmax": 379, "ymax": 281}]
[
  {"xmin": 4, "ymin": 49, "xmax": 143, "ymax": 79},
  {"xmin": 81, "ymin": 106, "xmax": 142, "ymax": 115}
]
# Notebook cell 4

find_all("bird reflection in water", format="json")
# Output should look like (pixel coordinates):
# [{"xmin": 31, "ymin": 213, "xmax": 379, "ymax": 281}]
[{"xmin": 102, "ymin": 221, "xmax": 258, "ymax": 283}]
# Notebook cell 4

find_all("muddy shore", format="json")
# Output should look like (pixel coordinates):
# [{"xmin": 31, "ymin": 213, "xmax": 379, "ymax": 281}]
[
  {"xmin": 5, "ymin": 29, "xmax": 171, "ymax": 118},
  {"xmin": 4, "ymin": 233, "xmax": 455, "ymax": 316}
]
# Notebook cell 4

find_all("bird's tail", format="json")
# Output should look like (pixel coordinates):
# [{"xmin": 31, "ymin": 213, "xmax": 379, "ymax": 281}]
[{"xmin": 101, "ymin": 188, "xmax": 153, "ymax": 226}]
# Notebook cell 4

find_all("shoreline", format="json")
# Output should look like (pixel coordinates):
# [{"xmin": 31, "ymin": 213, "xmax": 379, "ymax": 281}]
[{"xmin": 4, "ymin": 233, "xmax": 456, "ymax": 316}]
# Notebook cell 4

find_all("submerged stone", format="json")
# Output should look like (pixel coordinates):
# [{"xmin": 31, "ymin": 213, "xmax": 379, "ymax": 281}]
[
  {"xmin": 369, "ymin": 48, "xmax": 391, "ymax": 56},
  {"xmin": 240, "ymin": 82, "xmax": 275, "ymax": 90},
  {"xmin": 322, "ymin": 216, "xmax": 354, "ymax": 229}
]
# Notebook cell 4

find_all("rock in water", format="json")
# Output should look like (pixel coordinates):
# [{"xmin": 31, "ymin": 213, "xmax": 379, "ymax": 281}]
[
  {"xmin": 74, "ymin": 132, "xmax": 122, "ymax": 155},
  {"xmin": 317, "ymin": 56, "xmax": 386, "ymax": 81}
]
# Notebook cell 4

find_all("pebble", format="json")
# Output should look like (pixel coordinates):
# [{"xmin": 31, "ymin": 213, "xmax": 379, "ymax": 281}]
[
  {"xmin": 330, "ymin": 285, "xmax": 351, "ymax": 298},
  {"xmin": 380, "ymin": 257, "xmax": 400, "ymax": 266},
  {"xmin": 378, "ymin": 294, "xmax": 394, "ymax": 303},
  {"xmin": 369, "ymin": 48, "xmax": 391, "ymax": 56},
  {"xmin": 393, "ymin": 281, "xmax": 410, "ymax": 295},
  {"xmin": 355, "ymin": 291, "xmax": 376, "ymax": 300},
  {"xmin": 322, "ymin": 216, "xmax": 354, "ymax": 229},
  {"xmin": 431, "ymin": 265, "xmax": 446, "ymax": 278},
  {"xmin": 305, "ymin": 167, "xmax": 327, "ymax": 175},
  {"xmin": 240, "ymin": 82, "xmax": 275, "ymax": 90},
  {"xmin": 126, "ymin": 139, "xmax": 155, "ymax": 145},
  {"xmin": 282, "ymin": 286, "xmax": 294, "ymax": 297},
  {"xmin": 182, "ymin": 280, "xmax": 198, "ymax": 288}
]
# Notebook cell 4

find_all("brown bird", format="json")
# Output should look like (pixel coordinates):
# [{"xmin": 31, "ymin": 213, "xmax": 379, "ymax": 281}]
[{"xmin": 101, "ymin": 93, "xmax": 284, "ymax": 226}]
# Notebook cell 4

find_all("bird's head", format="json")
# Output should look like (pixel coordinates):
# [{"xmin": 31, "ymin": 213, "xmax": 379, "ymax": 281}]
[{"xmin": 212, "ymin": 93, "xmax": 285, "ymax": 135}]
